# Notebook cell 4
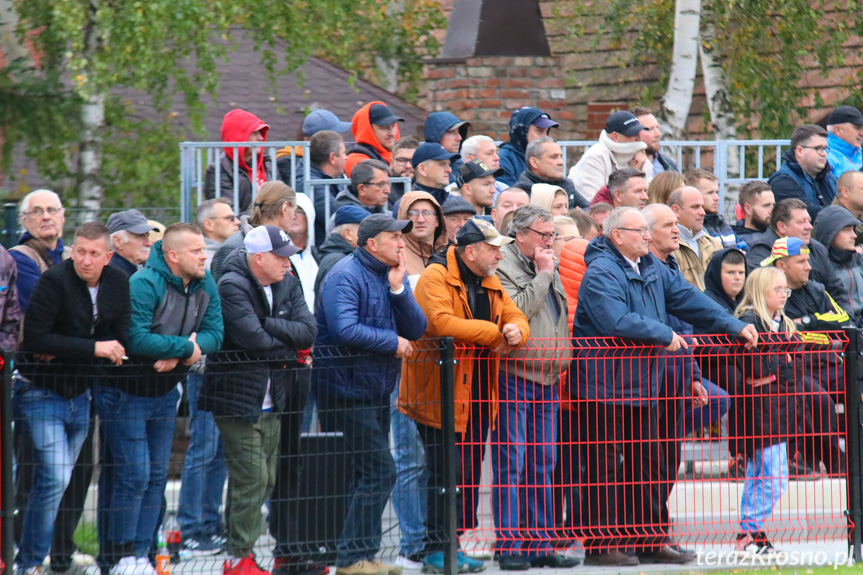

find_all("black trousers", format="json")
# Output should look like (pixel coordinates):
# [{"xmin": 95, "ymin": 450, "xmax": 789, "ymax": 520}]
[
  {"xmin": 580, "ymin": 401, "xmax": 666, "ymax": 553},
  {"xmin": 416, "ymin": 400, "xmax": 490, "ymax": 554}
]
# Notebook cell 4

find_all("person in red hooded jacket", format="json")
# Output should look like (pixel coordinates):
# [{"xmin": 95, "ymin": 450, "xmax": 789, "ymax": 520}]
[
  {"xmin": 204, "ymin": 109, "xmax": 272, "ymax": 215},
  {"xmin": 344, "ymin": 102, "xmax": 404, "ymax": 177}
]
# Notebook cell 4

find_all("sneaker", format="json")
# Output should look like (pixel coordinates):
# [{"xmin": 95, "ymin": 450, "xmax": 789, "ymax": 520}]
[
  {"xmin": 367, "ymin": 561, "xmax": 400, "ymax": 575},
  {"xmin": 183, "ymin": 536, "xmax": 223, "ymax": 556},
  {"xmin": 394, "ymin": 556, "xmax": 423, "ymax": 571},
  {"xmin": 421, "ymin": 553, "xmax": 469, "ymax": 574},
  {"xmin": 136, "ymin": 558, "xmax": 156, "ymax": 575},
  {"xmin": 789, "ymin": 454, "xmax": 821, "ymax": 481},
  {"xmin": 455, "ymin": 553, "xmax": 485, "ymax": 573},
  {"xmin": 334, "ymin": 562, "xmax": 388, "ymax": 575},
  {"xmin": 725, "ymin": 454, "xmax": 747, "ymax": 481},
  {"xmin": 272, "ymin": 558, "xmax": 328, "ymax": 575},
  {"xmin": 110, "ymin": 557, "xmax": 142, "ymax": 575},
  {"xmin": 224, "ymin": 555, "xmax": 271, "ymax": 575},
  {"xmin": 210, "ymin": 534, "xmax": 228, "ymax": 548},
  {"xmin": 736, "ymin": 533, "xmax": 782, "ymax": 556}
]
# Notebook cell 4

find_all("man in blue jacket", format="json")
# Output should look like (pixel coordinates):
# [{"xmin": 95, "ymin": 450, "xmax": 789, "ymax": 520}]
[
  {"xmin": 424, "ymin": 111, "xmax": 470, "ymax": 185},
  {"xmin": 572, "ymin": 207, "xmax": 757, "ymax": 566},
  {"xmin": 497, "ymin": 107, "xmax": 559, "ymax": 187},
  {"xmin": 768, "ymin": 124, "xmax": 837, "ymax": 220},
  {"xmin": 826, "ymin": 105, "xmax": 863, "ymax": 179},
  {"xmin": 314, "ymin": 213, "xmax": 427, "ymax": 575},
  {"xmin": 96, "ymin": 223, "xmax": 223, "ymax": 574}
]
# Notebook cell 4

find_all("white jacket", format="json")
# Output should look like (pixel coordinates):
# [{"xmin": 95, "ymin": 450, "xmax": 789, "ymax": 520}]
[
  {"xmin": 568, "ymin": 131, "xmax": 653, "ymax": 201},
  {"xmin": 290, "ymin": 192, "xmax": 320, "ymax": 313}
]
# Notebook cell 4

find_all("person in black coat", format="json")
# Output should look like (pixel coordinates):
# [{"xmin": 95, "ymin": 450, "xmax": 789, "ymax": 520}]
[
  {"xmin": 13, "ymin": 223, "xmax": 129, "ymax": 574},
  {"xmin": 199, "ymin": 225, "xmax": 317, "ymax": 574}
]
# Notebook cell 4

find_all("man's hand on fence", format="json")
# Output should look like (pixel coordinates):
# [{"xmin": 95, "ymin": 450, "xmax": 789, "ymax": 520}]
[
  {"xmin": 737, "ymin": 324, "xmax": 759, "ymax": 349},
  {"xmin": 154, "ymin": 358, "xmax": 179, "ymax": 372},
  {"xmin": 664, "ymin": 332, "xmax": 688, "ymax": 352},
  {"xmin": 491, "ymin": 338, "xmax": 515, "ymax": 356},
  {"xmin": 691, "ymin": 379, "xmax": 709, "ymax": 406},
  {"xmin": 395, "ymin": 336, "xmax": 414, "ymax": 359},
  {"xmin": 502, "ymin": 323, "xmax": 522, "ymax": 346},
  {"xmin": 95, "ymin": 340, "xmax": 126, "ymax": 366},
  {"xmin": 388, "ymin": 250, "xmax": 407, "ymax": 292},
  {"xmin": 183, "ymin": 332, "xmax": 202, "ymax": 366}
]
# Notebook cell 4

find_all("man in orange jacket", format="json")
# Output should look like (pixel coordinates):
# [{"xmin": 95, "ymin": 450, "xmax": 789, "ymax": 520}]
[{"xmin": 345, "ymin": 102, "xmax": 404, "ymax": 177}]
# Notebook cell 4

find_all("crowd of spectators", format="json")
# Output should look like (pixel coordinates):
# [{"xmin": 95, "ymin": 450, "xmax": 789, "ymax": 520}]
[{"xmin": 3, "ymin": 101, "xmax": 862, "ymax": 575}]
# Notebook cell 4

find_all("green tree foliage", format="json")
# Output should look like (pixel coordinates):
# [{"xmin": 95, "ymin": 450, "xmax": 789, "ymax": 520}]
[
  {"xmin": 3, "ymin": 0, "xmax": 445, "ymax": 213},
  {"xmin": 556, "ymin": 0, "xmax": 863, "ymax": 138}
]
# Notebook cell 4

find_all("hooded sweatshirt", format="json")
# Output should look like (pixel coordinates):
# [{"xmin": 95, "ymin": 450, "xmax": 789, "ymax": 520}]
[
  {"xmin": 568, "ymin": 130, "xmax": 653, "ymax": 202},
  {"xmin": 290, "ymin": 192, "xmax": 319, "ymax": 313},
  {"xmin": 813, "ymin": 205, "xmax": 863, "ymax": 322},
  {"xmin": 425, "ymin": 111, "xmax": 469, "ymax": 184},
  {"xmin": 529, "ymin": 183, "xmax": 567, "ymax": 213},
  {"xmin": 703, "ymin": 248, "xmax": 747, "ymax": 314},
  {"xmin": 498, "ymin": 107, "xmax": 555, "ymax": 187},
  {"xmin": 345, "ymin": 101, "xmax": 400, "ymax": 177},
  {"xmin": 396, "ymin": 191, "xmax": 447, "ymax": 289}
]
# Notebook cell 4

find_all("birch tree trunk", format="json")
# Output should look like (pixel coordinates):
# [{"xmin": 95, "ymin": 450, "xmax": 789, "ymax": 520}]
[
  {"xmin": 660, "ymin": 0, "xmax": 702, "ymax": 139},
  {"xmin": 75, "ymin": 1, "xmax": 105, "ymax": 221}
]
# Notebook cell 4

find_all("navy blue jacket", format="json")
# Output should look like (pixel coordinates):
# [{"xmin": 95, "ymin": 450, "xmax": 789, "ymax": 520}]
[
  {"xmin": 768, "ymin": 149, "xmax": 837, "ymax": 221},
  {"xmin": 657, "ymin": 254, "xmax": 702, "ymax": 399},
  {"xmin": 498, "ymin": 107, "xmax": 554, "ymax": 187},
  {"xmin": 314, "ymin": 246, "xmax": 427, "ymax": 401},
  {"xmin": 572, "ymin": 236, "xmax": 745, "ymax": 406},
  {"xmin": 424, "ymin": 112, "xmax": 468, "ymax": 185}
]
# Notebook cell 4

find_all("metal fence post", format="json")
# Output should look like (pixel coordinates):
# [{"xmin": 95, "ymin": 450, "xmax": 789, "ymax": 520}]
[
  {"xmin": 438, "ymin": 338, "xmax": 458, "ymax": 575},
  {"xmin": 3, "ymin": 204, "xmax": 17, "ymax": 250},
  {"xmin": 1, "ymin": 351, "xmax": 14, "ymax": 573},
  {"xmin": 843, "ymin": 327, "xmax": 863, "ymax": 562}
]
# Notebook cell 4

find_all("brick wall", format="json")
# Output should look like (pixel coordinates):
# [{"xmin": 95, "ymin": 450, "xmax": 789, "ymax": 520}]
[{"xmin": 423, "ymin": 56, "xmax": 570, "ymax": 140}]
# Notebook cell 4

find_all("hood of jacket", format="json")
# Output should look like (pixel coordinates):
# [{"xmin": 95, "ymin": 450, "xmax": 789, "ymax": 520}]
[
  {"xmin": 424, "ymin": 112, "xmax": 469, "ymax": 146},
  {"xmin": 317, "ymin": 230, "xmax": 355, "ymax": 259},
  {"xmin": 293, "ymin": 192, "xmax": 317, "ymax": 253},
  {"xmin": 397, "ymin": 191, "xmax": 447, "ymax": 275},
  {"xmin": 704, "ymin": 248, "xmax": 747, "ymax": 312},
  {"xmin": 598, "ymin": 130, "xmax": 647, "ymax": 165},
  {"xmin": 351, "ymin": 101, "xmax": 399, "ymax": 164},
  {"xmin": 529, "ymin": 183, "xmax": 566, "ymax": 213},
  {"xmin": 275, "ymin": 145, "xmax": 304, "ymax": 159},
  {"xmin": 220, "ymin": 109, "xmax": 269, "ymax": 180},
  {"xmin": 505, "ymin": 107, "xmax": 553, "ymax": 155},
  {"xmin": 144, "ymin": 240, "xmax": 208, "ymax": 295},
  {"xmin": 813, "ymin": 204, "xmax": 862, "ymax": 249}
]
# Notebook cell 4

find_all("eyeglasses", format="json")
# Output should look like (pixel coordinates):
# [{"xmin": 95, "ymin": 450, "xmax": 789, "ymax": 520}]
[
  {"xmin": 554, "ymin": 235, "xmax": 580, "ymax": 243},
  {"xmin": 799, "ymin": 145, "xmax": 830, "ymax": 154},
  {"xmin": 526, "ymin": 227, "xmax": 558, "ymax": 241},
  {"xmin": 24, "ymin": 207, "xmax": 64, "ymax": 217},
  {"xmin": 364, "ymin": 180, "xmax": 391, "ymax": 188},
  {"xmin": 210, "ymin": 215, "xmax": 239, "ymax": 222},
  {"xmin": 618, "ymin": 227, "xmax": 650, "ymax": 236},
  {"xmin": 771, "ymin": 287, "xmax": 792, "ymax": 296},
  {"xmin": 392, "ymin": 158, "xmax": 412, "ymax": 165},
  {"xmin": 407, "ymin": 209, "xmax": 437, "ymax": 219}
]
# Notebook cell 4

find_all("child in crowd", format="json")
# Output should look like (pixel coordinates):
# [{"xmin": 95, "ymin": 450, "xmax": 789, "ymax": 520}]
[{"xmin": 732, "ymin": 266, "xmax": 795, "ymax": 556}]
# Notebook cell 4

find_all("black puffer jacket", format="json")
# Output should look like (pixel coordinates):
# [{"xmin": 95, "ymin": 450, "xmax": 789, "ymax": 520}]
[
  {"xmin": 19, "ymin": 259, "xmax": 130, "ymax": 398},
  {"xmin": 200, "ymin": 248, "xmax": 317, "ymax": 421},
  {"xmin": 513, "ymin": 169, "xmax": 589, "ymax": 209},
  {"xmin": 745, "ymin": 228, "xmax": 843, "ymax": 297}
]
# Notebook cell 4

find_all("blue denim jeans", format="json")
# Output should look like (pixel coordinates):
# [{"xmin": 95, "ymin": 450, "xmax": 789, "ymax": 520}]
[
  {"xmin": 740, "ymin": 442, "xmax": 788, "ymax": 532},
  {"xmin": 177, "ymin": 372, "xmax": 227, "ymax": 540},
  {"xmin": 317, "ymin": 394, "xmax": 396, "ymax": 567},
  {"xmin": 680, "ymin": 378, "xmax": 729, "ymax": 436},
  {"xmin": 12, "ymin": 382, "xmax": 91, "ymax": 569},
  {"xmin": 491, "ymin": 373, "xmax": 558, "ymax": 558},
  {"xmin": 389, "ymin": 385, "xmax": 427, "ymax": 558},
  {"xmin": 94, "ymin": 384, "xmax": 179, "ymax": 559}
]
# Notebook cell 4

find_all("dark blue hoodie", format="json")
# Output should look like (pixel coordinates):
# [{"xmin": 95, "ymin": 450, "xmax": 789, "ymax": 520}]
[
  {"xmin": 498, "ymin": 107, "xmax": 555, "ymax": 187},
  {"xmin": 424, "ymin": 111, "xmax": 469, "ymax": 185}
]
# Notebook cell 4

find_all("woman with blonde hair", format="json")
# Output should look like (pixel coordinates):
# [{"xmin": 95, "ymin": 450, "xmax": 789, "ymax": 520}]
[
  {"xmin": 647, "ymin": 171, "xmax": 686, "ymax": 205},
  {"xmin": 530, "ymin": 183, "xmax": 570, "ymax": 216},
  {"xmin": 730, "ymin": 266, "xmax": 796, "ymax": 556}
]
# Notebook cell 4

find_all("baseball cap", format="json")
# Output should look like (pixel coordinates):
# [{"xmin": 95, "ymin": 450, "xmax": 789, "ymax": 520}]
[
  {"xmin": 458, "ymin": 159, "xmax": 505, "ymax": 186},
  {"xmin": 368, "ymin": 103, "xmax": 404, "ymax": 127},
  {"xmin": 760, "ymin": 236, "xmax": 810, "ymax": 267},
  {"xmin": 455, "ymin": 218, "xmax": 514, "ymax": 247},
  {"xmin": 531, "ymin": 113, "xmax": 559, "ymax": 129},
  {"xmin": 302, "ymin": 110, "xmax": 352, "ymax": 137},
  {"xmin": 827, "ymin": 105, "xmax": 863, "ymax": 126},
  {"xmin": 107, "ymin": 209, "xmax": 158, "ymax": 235},
  {"xmin": 334, "ymin": 205, "xmax": 371, "ymax": 227},
  {"xmin": 411, "ymin": 142, "xmax": 460, "ymax": 169},
  {"xmin": 244, "ymin": 225, "xmax": 301, "ymax": 258},
  {"xmin": 357, "ymin": 213, "xmax": 413, "ymax": 246},
  {"xmin": 606, "ymin": 110, "xmax": 647, "ymax": 137},
  {"xmin": 441, "ymin": 196, "xmax": 477, "ymax": 216}
]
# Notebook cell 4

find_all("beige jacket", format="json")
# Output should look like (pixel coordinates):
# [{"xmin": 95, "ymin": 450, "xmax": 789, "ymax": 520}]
[{"xmin": 672, "ymin": 233, "xmax": 722, "ymax": 291}]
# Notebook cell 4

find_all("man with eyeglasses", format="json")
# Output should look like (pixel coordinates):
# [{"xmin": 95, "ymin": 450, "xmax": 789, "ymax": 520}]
[
  {"xmin": 572, "ymin": 207, "xmax": 756, "ymax": 566},
  {"xmin": 826, "ymin": 105, "xmax": 863, "ymax": 179},
  {"xmin": 334, "ymin": 160, "xmax": 393, "ymax": 223},
  {"xmin": 493, "ymin": 205, "xmax": 577, "ymax": 570},
  {"xmin": 106, "ymin": 209, "xmax": 160, "ymax": 277},
  {"xmin": 197, "ymin": 198, "xmax": 241, "ymax": 269},
  {"xmin": 768, "ymin": 124, "xmax": 838, "ymax": 220}
]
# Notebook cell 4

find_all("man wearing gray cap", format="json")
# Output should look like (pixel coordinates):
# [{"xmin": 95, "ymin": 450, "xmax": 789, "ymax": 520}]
[
  {"xmin": 314, "ymin": 213, "xmax": 427, "ymax": 575},
  {"xmin": 107, "ymin": 209, "xmax": 158, "ymax": 277},
  {"xmin": 441, "ymin": 196, "xmax": 476, "ymax": 244}
]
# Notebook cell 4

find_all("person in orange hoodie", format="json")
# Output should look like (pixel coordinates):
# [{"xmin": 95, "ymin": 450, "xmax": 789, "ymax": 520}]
[
  {"xmin": 204, "ymin": 109, "xmax": 271, "ymax": 215},
  {"xmin": 345, "ymin": 102, "xmax": 403, "ymax": 177}
]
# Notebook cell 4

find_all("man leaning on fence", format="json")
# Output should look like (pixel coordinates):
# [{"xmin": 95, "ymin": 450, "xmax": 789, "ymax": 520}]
[
  {"xmin": 399, "ymin": 218, "xmax": 529, "ymax": 574},
  {"xmin": 199, "ymin": 225, "xmax": 316, "ymax": 575},
  {"xmin": 13, "ymin": 223, "xmax": 130, "ymax": 575},
  {"xmin": 97, "ymin": 223, "xmax": 223, "ymax": 575},
  {"xmin": 314, "ymin": 213, "xmax": 427, "ymax": 575},
  {"xmin": 492, "ymin": 206, "xmax": 577, "ymax": 570},
  {"xmin": 572, "ymin": 207, "xmax": 758, "ymax": 566}
]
